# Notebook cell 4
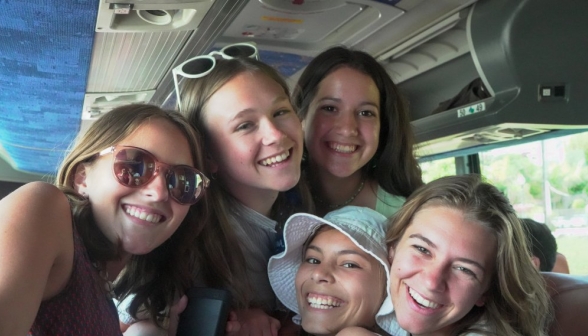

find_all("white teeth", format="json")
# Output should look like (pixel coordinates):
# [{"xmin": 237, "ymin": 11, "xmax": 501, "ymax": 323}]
[
  {"xmin": 306, "ymin": 295, "xmax": 342, "ymax": 309},
  {"xmin": 260, "ymin": 151, "xmax": 290, "ymax": 166},
  {"xmin": 309, "ymin": 303, "xmax": 332, "ymax": 309},
  {"xmin": 125, "ymin": 206, "xmax": 161, "ymax": 223},
  {"xmin": 330, "ymin": 143, "xmax": 356, "ymax": 153},
  {"xmin": 408, "ymin": 287, "xmax": 440, "ymax": 309}
]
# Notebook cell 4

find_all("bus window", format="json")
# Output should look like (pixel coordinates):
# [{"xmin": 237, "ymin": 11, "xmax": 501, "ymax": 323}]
[
  {"xmin": 479, "ymin": 131, "xmax": 588, "ymax": 275},
  {"xmin": 420, "ymin": 157, "xmax": 457, "ymax": 183}
]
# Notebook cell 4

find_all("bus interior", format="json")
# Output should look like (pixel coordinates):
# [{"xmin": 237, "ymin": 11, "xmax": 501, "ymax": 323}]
[{"xmin": 1, "ymin": 0, "xmax": 587, "ymax": 279}]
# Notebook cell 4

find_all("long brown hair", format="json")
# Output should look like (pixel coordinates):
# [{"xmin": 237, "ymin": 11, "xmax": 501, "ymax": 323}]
[
  {"xmin": 178, "ymin": 57, "xmax": 313, "ymax": 308},
  {"xmin": 386, "ymin": 174, "xmax": 553, "ymax": 336},
  {"xmin": 292, "ymin": 46, "xmax": 423, "ymax": 198},
  {"xmin": 56, "ymin": 103, "xmax": 209, "ymax": 324}
]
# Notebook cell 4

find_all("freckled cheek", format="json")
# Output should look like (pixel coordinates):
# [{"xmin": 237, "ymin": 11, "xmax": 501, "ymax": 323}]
[
  {"xmin": 390, "ymin": 248, "xmax": 408, "ymax": 267},
  {"xmin": 389, "ymin": 267, "xmax": 405, "ymax": 289},
  {"xmin": 390, "ymin": 255, "xmax": 418, "ymax": 279}
]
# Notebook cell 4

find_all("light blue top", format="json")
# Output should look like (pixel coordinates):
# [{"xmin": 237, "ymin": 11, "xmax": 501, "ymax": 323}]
[{"xmin": 375, "ymin": 185, "xmax": 405, "ymax": 220}]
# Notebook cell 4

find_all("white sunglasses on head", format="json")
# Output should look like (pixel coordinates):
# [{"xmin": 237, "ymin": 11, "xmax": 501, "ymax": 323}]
[{"xmin": 172, "ymin": 42, "xmax": 259, "ymax": 110}]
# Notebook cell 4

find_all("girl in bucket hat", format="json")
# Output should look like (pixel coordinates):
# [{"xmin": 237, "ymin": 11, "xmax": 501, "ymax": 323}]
[{"xmin": 268, "ymin": 205, "xmax": 394, "ymax": 335}]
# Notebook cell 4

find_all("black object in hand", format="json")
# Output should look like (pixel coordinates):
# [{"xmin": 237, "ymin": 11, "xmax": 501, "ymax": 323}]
[{"xmin": 176, "ymin": 287, "xmax": 232, "ymax": 336}]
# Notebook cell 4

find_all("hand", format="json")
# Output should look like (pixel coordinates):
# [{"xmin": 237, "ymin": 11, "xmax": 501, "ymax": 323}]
[
  {"xmin": 225, "ymin": 311, "xmax": 241, "ymax": 334},
  {"xmin": 226, "ymin": 308, "xmax": 280, "ymax": 336},
  {"xmin": 123, "ymin": 320, "xmax": 165, "ymax": 336},
  {"xmin": 167, "ymin": 294, "xmax": 188, "ymax": 336},
  {"xmin": 336, "ymin": 326, "xmax": 380, "ymax": 336},
  {"xmin": 122, "ymin": 295, "xmax": 187, "ymax": 336},
  {"xmin": 277, "ymin": 318, "xmax": 300, "ymax": 336}
]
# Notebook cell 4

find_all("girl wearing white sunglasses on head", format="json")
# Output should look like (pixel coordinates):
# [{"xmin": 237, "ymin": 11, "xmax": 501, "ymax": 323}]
[{"xmin": 180, "ymin": 49, "xmax": 313, "ymax": 336}]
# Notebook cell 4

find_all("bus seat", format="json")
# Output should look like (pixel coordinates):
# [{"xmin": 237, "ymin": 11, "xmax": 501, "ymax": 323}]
[{"xmin": 542, "ymin": 272, "xmax": 588, "ymax": 336}]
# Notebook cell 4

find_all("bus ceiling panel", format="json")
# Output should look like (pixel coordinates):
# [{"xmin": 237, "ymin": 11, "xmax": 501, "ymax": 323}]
[
  {"xmin": 215, "ymin": 0, "xmax": 403, "ymax": 56},
  {"xmin": 86, "ymin": 31, "xmax": 192, "ymax": 93},
  {"xmin": 133, "ymin": 0, "xmax": 476, "ymax": 109},
  {"xmin": 95, "ymin": 0, "xmax": 215, "ymax": 33},
  {"xmin": 356, "ymin": 0, "xmax": 477, "ymax": 57},
  {"xmin": 382, "ymin": 11, "xmax": 471, "ymax": 84},
  {"xmin": 87, "ymin": 0, "xmax": 230, "ymax": 105},
  {"xmin": 160, "ymin": 0, "xmax": 405, "ymax": 107},
  {"xmin": 83, "ymin": 0, "xmax": 249, "ymax": 128}
]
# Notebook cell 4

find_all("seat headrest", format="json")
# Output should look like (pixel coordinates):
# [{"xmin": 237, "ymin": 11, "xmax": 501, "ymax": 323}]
[{"xmin": 542, "ymin": 272, "xmax": 588, "ymax": 336}]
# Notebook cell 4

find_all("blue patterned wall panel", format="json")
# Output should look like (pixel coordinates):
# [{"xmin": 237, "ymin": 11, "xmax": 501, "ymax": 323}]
[
  {"xmin": 0, "ymin": 0, "xmax": 98, "ymax": 175},
  {"xmin": 258, "ymin": 50, "xmax": 313, "ymax": 78}
]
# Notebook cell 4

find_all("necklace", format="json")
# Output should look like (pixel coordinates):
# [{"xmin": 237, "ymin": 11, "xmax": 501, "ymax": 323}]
[{"xmin": 314, "ymin": 178, "xmax": 366, "ymax": 210}]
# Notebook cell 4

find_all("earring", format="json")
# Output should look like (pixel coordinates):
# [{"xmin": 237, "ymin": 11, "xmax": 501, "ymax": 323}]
[{"xmin": 210, "ymin": 172, "xmax": 217, "ymax": 180}]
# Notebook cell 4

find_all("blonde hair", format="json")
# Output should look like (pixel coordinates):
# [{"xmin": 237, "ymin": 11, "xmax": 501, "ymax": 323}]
[
  {"xmin": 56, "ymin": 103, "xmax": 209, "ymax": 324},
  {"xmin": 386, "ymin": 174, "xmax": 553, "ymax": 336}
]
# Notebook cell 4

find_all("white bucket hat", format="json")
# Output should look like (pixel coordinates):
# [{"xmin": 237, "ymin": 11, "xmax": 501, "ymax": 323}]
[{"xmin": 268, "ymin": 205, "xmax": 395, "ymax": 330}]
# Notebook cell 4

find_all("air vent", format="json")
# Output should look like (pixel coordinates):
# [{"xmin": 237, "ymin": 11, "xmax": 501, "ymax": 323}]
[
  {"xmin": 82, "ymin": 91, "xmax": 156, "ymax": 120},
  {"xmin": 219, "ymin": 0, "xmax": 403, "ymax": 54},
  {"xmin": 415, "ymin": 125, "xmax": 548, "ymax": 158},
  {"xmin": 259, "ymin": 0, "xmax": 346, "ymax": 13},
  {"xmin": 461, "ymin": 127, "xmax": 546, "ymax": 143},
  {"xmin": 95, "ymin": 0, "xmax": 214, "ymax": 32}
]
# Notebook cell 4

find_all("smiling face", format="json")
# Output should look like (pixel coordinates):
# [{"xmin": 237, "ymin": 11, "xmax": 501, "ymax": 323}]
[
  {"xmin": 295, "ymin": 227, "xmax": 385, "ymax": 336},
  {"xmin": 302, "ymin": 66, "xmax": 380, "ymax": 179},
  {"xmin": 203, "ymin": 71, "xmax": 303, "ymax": 207},
  {"xmin": 75, "ymin": 119, "xmax": 193, "ymax": 257},
  {"xmin": 388, "ymin": 205, "xmax": 497, "ymax": 336}
]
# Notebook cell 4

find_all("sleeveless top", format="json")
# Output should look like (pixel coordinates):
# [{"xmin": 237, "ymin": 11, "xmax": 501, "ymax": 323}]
[{"xmin": 29, "ymin": 225, "xmax": 122, "ymax": 335}]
